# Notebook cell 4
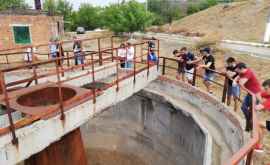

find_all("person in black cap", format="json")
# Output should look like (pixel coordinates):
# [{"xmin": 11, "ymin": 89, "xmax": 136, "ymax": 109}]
[{"xmin": 198, "ymin": 47, "xmax": 216, "ymax": 94}]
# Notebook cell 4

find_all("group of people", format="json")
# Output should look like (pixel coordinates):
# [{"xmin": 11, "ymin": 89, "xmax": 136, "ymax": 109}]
[
  {"xmin": 117, "ymin": 42, "xmax": 135, "ymax": 69},
  {"xmin": 48, "ymin": 36, "xmax": 84, "ymax": 66},
  {"xmin": 117, "ymin": 41, "xmax": 158, "ymax": 69},
  {"xmin": 173, "ymin": 46, "xmax": 270, "ymax": 152},
  {"xmin": 173, "ymin": 47, "xmax": 215, "ymax": 93}
]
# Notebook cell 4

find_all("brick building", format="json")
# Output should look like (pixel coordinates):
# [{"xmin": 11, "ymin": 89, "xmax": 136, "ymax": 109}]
[{"xmin": 0, "ymin": 9, "xmax": 64, "ymax": 49}]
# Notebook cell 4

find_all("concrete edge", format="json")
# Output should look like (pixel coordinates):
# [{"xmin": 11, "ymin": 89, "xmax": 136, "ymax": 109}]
[{"xmin": 143, "ymin": 88, "xmax": 213, "ymax": 165}]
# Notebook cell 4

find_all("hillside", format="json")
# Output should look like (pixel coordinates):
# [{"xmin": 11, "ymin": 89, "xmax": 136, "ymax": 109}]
[{"xmin": 149, "ymin": 0, "xmax": 270, "ymax": 42}]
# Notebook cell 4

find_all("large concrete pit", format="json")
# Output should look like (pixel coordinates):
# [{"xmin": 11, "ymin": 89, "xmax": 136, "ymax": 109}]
[
  {"xmin": 81, "ymin": 90, "xmax": 206, "ymax": 165},
  {"xmin": 80, "ymin": 77, "xmax": 244, "ymax": 165}
]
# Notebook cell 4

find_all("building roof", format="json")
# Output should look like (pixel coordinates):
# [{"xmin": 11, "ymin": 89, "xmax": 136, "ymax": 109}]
[{"xmin": 0, "ymin": 8, "xmax": 48, "ymax": 16}]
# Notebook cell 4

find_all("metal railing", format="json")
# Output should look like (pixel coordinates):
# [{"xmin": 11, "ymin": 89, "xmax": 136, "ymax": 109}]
[
  {"xmin": 0, "ymin": 36, "xmax": 160, "ymax": 147},
  {"xmin": 159, "ymin": 56, "xmax": 260, "ymax": 165}
]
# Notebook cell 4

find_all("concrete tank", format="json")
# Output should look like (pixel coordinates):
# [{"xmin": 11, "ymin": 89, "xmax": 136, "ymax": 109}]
[
  {"xmin": 80, "ymin": 77, "xmax": 244, "ymax": 165},
  {"xmin": 81, "ymin": 92, "xmax": 206, "ymax": 165}
]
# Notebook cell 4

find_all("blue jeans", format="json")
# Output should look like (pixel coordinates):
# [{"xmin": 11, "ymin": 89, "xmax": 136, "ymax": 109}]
[
  {"xmin": 75, "ymin": 52, "xmax": 84, "ymax": 65},
  {"xmin": 125, "ymin": 61, "xmax": 133, "ymax": 68},
  {"xmin": 227, "ymin": 85, "xmax": 240, "ymax": 97},
  {"xmin": 241, "ymin": 94, "xmax": 252, "ymax": 119},
  {"xmin": 241, "ymin": 94, "xmax": 259, "ymax": 131},
  {"xmin": 203, "ymin": 72, "xmax": 215, "ymax": 82}
]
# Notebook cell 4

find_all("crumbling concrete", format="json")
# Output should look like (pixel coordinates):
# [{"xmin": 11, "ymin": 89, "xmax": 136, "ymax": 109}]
[{"xmin": 80, "ymin": 76, "xmax": 244, "ymax": 165}]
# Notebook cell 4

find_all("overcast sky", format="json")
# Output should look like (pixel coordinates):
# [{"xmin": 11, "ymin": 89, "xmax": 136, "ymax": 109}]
[{"xmin": 26, "ymin": 0, "xmax": 146, "ymax": 10}]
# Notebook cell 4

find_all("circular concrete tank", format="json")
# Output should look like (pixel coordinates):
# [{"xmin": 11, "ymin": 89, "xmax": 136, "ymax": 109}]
[
  {"xmin": 80, "ymin": 77, "xmax": 244, "ymax": 165},
  {"xmin": 81, "ymin": 93, "xmax": 206, "ymax": 165}
]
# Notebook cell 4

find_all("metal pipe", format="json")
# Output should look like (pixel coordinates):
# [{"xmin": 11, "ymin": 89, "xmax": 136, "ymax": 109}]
[
  {"xmin": 98, "ymin": 38, "xmax": 102, "ymax": 66},
  {"xmin": 91, "ymin": 54, "xmax": 96, "ymax": 104}
]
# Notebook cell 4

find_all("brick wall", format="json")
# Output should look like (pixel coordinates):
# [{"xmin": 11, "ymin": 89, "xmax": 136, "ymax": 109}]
[{"xmin": 0, "ymin": 14, "xmax": 64, "ymax": 49}]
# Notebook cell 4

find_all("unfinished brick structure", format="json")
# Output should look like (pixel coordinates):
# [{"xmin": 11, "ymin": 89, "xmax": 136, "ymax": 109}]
[{"xmin": 0, "ymin": 9, "xmax": 64, "ymax": 49}]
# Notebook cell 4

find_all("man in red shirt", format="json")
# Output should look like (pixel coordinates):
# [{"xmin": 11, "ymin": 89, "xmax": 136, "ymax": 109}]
[
  {"xmin": 256, "ymin": 79, "xmax": 270, "ymax": 131},
  {"xmin": 254, "ymin": 79, "xmax": 270, "ymax": 152},
  {"xmin": 234, "ymin": 63, "xmax": 261, "ymax": 132}
]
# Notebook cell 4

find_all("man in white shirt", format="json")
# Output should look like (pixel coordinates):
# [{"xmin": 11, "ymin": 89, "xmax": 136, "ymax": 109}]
[
  {"xmin": 24, "ymin": 47, "xmax": 36, "ymax": 63},
  {"xmin": 126, "ymin": 42, "xmax": 134, "ymax": 68}
]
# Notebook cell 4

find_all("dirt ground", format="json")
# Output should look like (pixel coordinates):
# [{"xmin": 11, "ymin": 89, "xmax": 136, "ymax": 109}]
[
  {"xmin": 86, "ymin": 148, "xmax": 148, "ymax": 165},
  {"xmin": 149, "ymin": 0, "xmax": 270, "ymax": 42}
]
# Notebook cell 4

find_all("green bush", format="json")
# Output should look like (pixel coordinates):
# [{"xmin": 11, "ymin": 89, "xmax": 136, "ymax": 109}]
[
  {"xmin": 70, "ymin": 4, "xmax": 104, "ymax": 31},
  {"xmin": 187, "ymin": 4, "xmax": 201, "ymax": 15},
  {"xmin": 187, "ymin": 0, "xmax": 218, "ymax": 15},
  {"xmin": 103, "ymin": 1, "xmax": 153, "ymax": 33},
  {"xmin": 0, "ymin": 0, "xmax": 28, "ymax": 10}
]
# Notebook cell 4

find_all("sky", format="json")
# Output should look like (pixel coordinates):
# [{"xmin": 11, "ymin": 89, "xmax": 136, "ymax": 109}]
[{"xmin": 25, "ymin": 0, "xmax": 146, "ymax": 10}]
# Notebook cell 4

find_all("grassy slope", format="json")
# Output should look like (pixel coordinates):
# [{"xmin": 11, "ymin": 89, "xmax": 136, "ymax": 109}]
[{"xmin": 154, "ymin": 0, "xmax": 270, "ymax": 42}]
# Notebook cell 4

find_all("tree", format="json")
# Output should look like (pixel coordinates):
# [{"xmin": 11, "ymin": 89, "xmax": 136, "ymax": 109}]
[
  {"xmin": 147, "ymin": 0, "xmax": 183, "ymax": 25},
  {"xmin": 103, "ymin": 1, "xmax": 153, "ymax": 33},
  {"xmin": 0, "ymin": 0, "xmax": 28, "ymax": 11},
  {"xmin": 71, "ymin": 4, "xmax": 103, "ymax": 31},
  {"xmin": 43, "ymin": 0, "xmax": 73, "ymax": 30}
]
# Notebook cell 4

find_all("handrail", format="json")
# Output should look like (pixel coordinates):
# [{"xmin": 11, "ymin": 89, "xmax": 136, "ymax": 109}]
[
  {"xmin": 159, "ymin": 56, "xmax": 260, "ymax": 165},
  {"xmin": 0, "ymin": 37, "xmax": 159, "ymax": 146},
  {"xmin": 0, "ymin": 35, "xmax": 125, "ymax": 53}
]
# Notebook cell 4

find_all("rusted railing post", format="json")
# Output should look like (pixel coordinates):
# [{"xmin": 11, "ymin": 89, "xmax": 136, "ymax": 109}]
[
  {"xmin": 0, "ymin": 71, "xmax": 18, "ymax": 145},
  {"xmin": 133, "ymin": 45, "xmax": 136, "ymax": 84},
  {"xmin": 111, "ymin": 37, "xmax": 114, "ymax": 62},
  {"xmin": 58, "ymin": 42, "xmax": 64, "ymax": 77},
  {"xmin": 192, "ymin": 67, "xmax": 197, "ymax": 86},
  {"xmin": 116, "ymin": 60, "xmax": 119, "ymax": 92},
  {"xmin": 140, "ymin": 43, "xmax": 143, "ymax": 62},
  {"xmin": 222, "ymin": 76, "xmax": 228, "ymax": 103},
  {"xmin": 147, "ymin": 45, "xmax": 150, "ymax": 78},
  {"xmin": 55, "ymin": 61, "xmax": 65, "ymax": 121},
  {"xmin": 66, "ymin": 52, "xmax": 70, "ymax": 67},
  {"xmin": 91, "ymin": 54, "xmax": 96, "ymax": 104},
  {"xmin": 157, "ymin": 40, "xmax": 160, "ymax": 71},
  {"xmin": 97, "ymin": 38, "xmax": 102, "ymax": 66},
  {"xmin": 245, "ymin": 150, "xmax": 254, "ymax": 165},
  {"xmin": 245, "ymin": 95, "xmax": 254, "ymax": 165},
  {"xmin": 5, "ymin": 55, "xmax": 9, "ymax": 64},
  {"xmin": 31, "ymin": 47, "xmax": 38, "ymax": 85},
  {"xmin": 162, "ymin": 58, "xmax": 166, "ymax": 75}
]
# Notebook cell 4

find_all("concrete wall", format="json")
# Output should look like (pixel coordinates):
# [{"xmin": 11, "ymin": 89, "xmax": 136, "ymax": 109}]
[
  {"xmin": 81, "ymin": 91, "xmax": 205, "ymax": 165},
  {"xmin": 0, "ymin": 14, "xmax": 63, "ymax": 49},
  {"xmin": 145, "ymin": 77, "xmax": 244, "ymax": 164},
  {"xmin": 0, "ymin": 65, "xmax": 158, "ymax": 165}
]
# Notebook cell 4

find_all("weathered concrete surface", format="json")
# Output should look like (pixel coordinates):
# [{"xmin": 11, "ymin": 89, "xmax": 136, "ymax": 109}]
[
  {"xmin": 144, "ymin": 77, "xmax": 244, "ymax": 164},
  {"xmin": 81, "ymin": 91, "xmax": 205, "ymax": 165},
  {"xmin": 80, "ymin": 77, "xmax": 243, "ymax": 165},
  {"xmin": 25, "ymin": 128, "xmax": 87, "ymax": 165},
  {"xmin": 0, "ymin": 62, "xmax": 117, "ymax": 128},
  {"xmin": 0, "ymin": 65, "xmax": 158, "ymax": 165}
]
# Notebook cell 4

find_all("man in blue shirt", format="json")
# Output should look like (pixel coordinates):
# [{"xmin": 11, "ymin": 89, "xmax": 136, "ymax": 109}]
[{"xmin": 148, "ymin": 49, "xmax": 157, "ymax": 63}]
